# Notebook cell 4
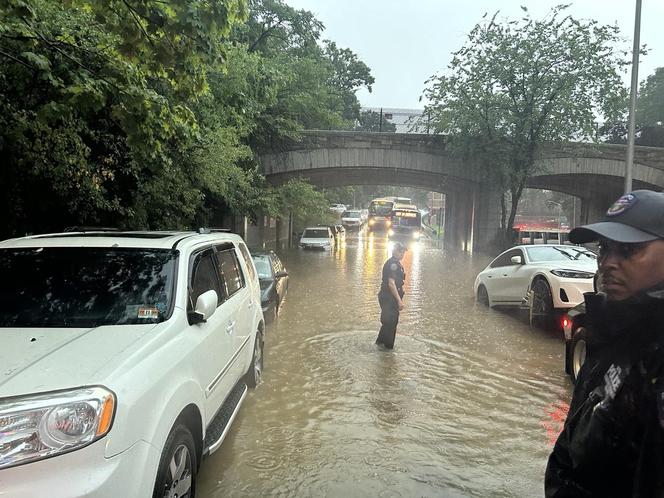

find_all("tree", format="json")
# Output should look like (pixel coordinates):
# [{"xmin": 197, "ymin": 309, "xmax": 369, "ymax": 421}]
[
  {"xmin": 423, "ymin": 5, "xmax": 628, "ymax": 243},
  {"xmin": 600, "ymin": 67, "xmax": 664, "ymax": 147},
  {"xmin": 355, "ymin": 110, "xmax": 397, "ymax": 132}
]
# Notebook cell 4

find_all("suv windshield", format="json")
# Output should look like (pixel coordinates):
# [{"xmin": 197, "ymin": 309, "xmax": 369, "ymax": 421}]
[
  {"xmin": 526, "ymin": 246, "xmax": 597, "ymax": 263},
  {"xmin": 342, "ymin": 211, "xmax": 361, "ymax": 218},
  {"xmin": 303, "ymin": 229, "xmax": 329, "ymax": 238},
  {"xmin": 0, "ymin": 247, "xmax": 177, "ymax": 327}
]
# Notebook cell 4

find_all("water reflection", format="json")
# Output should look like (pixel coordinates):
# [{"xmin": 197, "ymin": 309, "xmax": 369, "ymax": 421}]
[{"xmin": 197, "ymin": 231, "xmax": 572, "ymax": 497}]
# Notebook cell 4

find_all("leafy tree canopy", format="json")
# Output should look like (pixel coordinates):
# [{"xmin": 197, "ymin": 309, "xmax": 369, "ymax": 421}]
[{"xmin": 423, "ymin": 4, "xmax": 628, "ymax": 239}]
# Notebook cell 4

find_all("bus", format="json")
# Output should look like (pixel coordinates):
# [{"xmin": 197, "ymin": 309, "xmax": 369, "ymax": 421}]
[
  {"xmin": 367, "ymin": 198, "xmax": 395, "ymax": 231},
  {"xmin": 388, "ymin": 203, "xmax": 422, "ymax": 240}
]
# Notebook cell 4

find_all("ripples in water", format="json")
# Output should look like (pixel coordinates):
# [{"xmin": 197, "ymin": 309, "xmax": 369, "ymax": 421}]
[{"xmin": 197, "ymin": 234, "xmax": 572, "ymax": 497}]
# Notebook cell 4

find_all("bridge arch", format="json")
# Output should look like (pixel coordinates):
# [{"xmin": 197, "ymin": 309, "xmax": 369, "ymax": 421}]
[{"xmin": 260, "ymin": 131, "xmax": 664, "ymax": 251}]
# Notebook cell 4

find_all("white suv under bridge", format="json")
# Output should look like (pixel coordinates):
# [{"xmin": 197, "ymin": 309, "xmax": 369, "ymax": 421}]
[{"xmin": 0, "ymin": 229, "xmax": 265, "ymax": 497}]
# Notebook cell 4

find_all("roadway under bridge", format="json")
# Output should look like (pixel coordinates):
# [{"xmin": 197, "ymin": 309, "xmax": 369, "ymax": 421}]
[{"xmin": 259, "ymin": 131, "xmax": 664, "ymax": 252}]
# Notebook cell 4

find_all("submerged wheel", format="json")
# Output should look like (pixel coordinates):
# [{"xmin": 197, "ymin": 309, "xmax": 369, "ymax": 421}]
[
  {"xmin": 476, "ymin": 285, "xmax": 490, "ymax": 307},
  {"xmin": 245, "ymin": 329, "xmax": 264, "ymax": 388},
  {"xmin": 153, "ymin": 424, "xmax": 196, "ymax": 498},
  {"xmin": 530, "ymin": 279, "xmax": 554, "ymax": 329},
  {"xmin": 570, "ymin": 327, "xmax": 588, "ymax": 383}
]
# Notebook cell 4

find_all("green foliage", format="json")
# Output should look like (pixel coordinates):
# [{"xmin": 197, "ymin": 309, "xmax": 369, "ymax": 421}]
[
  {"xmin": 355, "ymin": 110, "xmax": 397, "ymax": 133},
  {"xmin": 0, "ymin": 0, "xmax": 374, "ymax": 237},
  {"xmin": 600, "ymin": 67, "xmax": 664, "ymax": 147},
  {"xmin": 423, "ymin": 5, "xmax": 628, "ymax": 232}
]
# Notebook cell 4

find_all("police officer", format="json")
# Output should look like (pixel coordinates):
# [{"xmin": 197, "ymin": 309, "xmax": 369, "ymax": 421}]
[
  {"xmin": 376, "ymin": 242, "xmax": 407, "ymax": 349},
  {"xmin": 546, "ymin": 190, "xmax": 664, "ymax": 497}
]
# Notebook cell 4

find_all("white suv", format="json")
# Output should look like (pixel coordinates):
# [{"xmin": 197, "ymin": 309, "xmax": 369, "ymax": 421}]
[{"xmin": 0, "ymin": 230, "xmax": 265, "ymax": 497}]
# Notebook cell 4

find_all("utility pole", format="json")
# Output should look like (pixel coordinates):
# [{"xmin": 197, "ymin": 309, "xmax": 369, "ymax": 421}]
[
  {"xmin": 379, "ymin": 108, "xmax": 383, "ymax": 132},
  {"xmin": 625, "ymin": 0, "xmax": 642, "ymax": 193}
]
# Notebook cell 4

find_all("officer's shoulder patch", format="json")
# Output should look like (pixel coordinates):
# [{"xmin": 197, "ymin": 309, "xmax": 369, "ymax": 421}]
[
  {"xmin": 390, "ymin": 263, "xmax": 398, "ymax": 272},
  {"xmin": 607, "ymin": 193, "xmax": 637, "ymax": 217}
]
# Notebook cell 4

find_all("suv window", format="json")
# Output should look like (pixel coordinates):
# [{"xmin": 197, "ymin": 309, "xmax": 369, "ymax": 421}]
[
  {"xmin": 190, "ymin": 251, "xmax": 222, "ymax": 309},
  {"xmin": 490, "ymin": 249, "xmax": 524, "ymax": 268},
  {"xmin": 217, "ymin": 248, "xmax": 245, "ymax": 297}
]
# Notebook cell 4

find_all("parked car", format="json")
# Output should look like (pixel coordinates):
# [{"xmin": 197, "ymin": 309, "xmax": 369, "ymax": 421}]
[
  {"xmin": 474, "ymin": 244, "xmax": 597, "ymax": 322},
  {"xmin": 563, "ymin": 302, "xmax": 589, "ymax": 383},
  {"xmin": 251, "ymin": 250, "xmax": 289, "ymax": 322},
  {"xmin": 0, "ymin": 229, "xmax": 265, "ymax": 497},
  {"xmin": 341, "ymin": 209, "xmax": 364, "ymax": 229},
  {"xmin": 299, "ymin": 227, "xmax": 334, "ymax": 250},
  {"xmin": 563, "ymin": 272, "xmax": 601, "ymax": 382},
  {"xmin": 329, "ymin": 203, "xmax": 347, "ymax": 215}
]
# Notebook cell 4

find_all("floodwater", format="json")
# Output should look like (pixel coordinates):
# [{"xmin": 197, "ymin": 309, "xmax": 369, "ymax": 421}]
[{"xmin": 197, "ymin": 231, "xmax": 573, "ymax": 497}]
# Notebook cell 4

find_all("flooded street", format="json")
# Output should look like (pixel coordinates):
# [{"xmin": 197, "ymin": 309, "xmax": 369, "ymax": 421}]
[{"xmin": 198, "ymin": 232, "xmax": 573, "ymax": 497}]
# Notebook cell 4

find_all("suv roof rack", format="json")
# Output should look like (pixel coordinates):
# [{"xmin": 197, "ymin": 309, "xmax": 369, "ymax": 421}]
[
  {"xmin": 197, "ymin": 227, "xmax": 231, "ymax": 234},
  {"xmin": 63, "ymin": 226, "xmax": 120, "ymax": 232}
]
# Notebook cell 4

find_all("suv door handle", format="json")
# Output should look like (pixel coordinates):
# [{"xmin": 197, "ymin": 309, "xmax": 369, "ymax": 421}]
[
  {"xmin": 226, "ymin": 321, "xmax": 236, "ymax": 333},
  {"xmin": 248, "ymin": 301, "xmax": 254, "ymax": 309}
]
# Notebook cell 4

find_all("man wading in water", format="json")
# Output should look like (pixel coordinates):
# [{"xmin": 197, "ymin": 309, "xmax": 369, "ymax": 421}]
[{"xmin": 376, "ymin": 242, "xmax": 406, "ymax": 349}]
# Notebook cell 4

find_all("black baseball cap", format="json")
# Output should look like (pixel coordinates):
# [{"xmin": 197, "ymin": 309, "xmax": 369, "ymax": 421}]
[{"xmin": 569, "ymin": 190, "xmax": 664, "ymax": 244}]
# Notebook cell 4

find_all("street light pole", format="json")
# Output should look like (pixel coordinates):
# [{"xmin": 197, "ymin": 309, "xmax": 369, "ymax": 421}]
[
  {"xmin": 547, "ymin": 200, "xmax": 563, "ymax": 244},
  {"xmin": 625, "ymin": 0, "xmax": 643, "ymax": 193}
]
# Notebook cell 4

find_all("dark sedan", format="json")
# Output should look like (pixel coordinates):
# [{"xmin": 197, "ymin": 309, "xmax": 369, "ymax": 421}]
[{"xmin": 251, "ymin": 250, "xmax": 289, "ymax": 322}]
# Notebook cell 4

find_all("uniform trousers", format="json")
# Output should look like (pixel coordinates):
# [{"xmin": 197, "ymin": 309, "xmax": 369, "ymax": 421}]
[{"xmin": 376, "ymin": 290, "xmax": 400, "ymax": 349}]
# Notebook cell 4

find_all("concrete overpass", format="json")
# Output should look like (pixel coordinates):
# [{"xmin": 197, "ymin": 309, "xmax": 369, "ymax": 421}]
[{"xmin": 259, "ymin": 131, "xmax": 664, "ymax": 251}]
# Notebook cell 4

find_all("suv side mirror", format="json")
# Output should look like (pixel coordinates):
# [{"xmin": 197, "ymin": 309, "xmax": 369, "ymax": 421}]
[
  {"xmin": 190, "ymin": 289, "xmax": 218, "ymax": 324},
  {"xmin": 510, "ymin": 255, "xmax": 523, "ymax": 265},
  {"xmin": 275, "ymin": 270, "xmax": 288, "ymax": 279}
]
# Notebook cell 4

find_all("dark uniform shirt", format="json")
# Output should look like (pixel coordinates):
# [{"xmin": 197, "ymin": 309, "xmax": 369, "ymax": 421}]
[
  {"xmin": 380, "ymin": 256, "xmax": 405, "ymax": 298},
  {"xmin": 546, "ymin": 286, "xmax": 664, "ymax": 497}
]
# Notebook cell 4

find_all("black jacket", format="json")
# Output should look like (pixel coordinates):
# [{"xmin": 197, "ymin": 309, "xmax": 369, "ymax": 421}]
[
  {"xmin": 545, "ymin": 286, "xmax": 664, "ymax": 497},
  {"xmin": 379, "ymin": 257, "xmax": 405, "ymax": 298}
]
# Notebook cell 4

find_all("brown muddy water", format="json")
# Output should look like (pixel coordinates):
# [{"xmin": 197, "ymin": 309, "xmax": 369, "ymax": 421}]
[{"xmin": 197, "ymin": 231, "xmax": 572, "ymax": 497}]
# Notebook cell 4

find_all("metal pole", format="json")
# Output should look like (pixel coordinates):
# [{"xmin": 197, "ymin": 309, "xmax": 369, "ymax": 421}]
[
  {"xmin": 379, "ymin": 108, "xmax": 383, "ymax": 132},
  {"xmin": 625, "ymin": 0, "xmax": 642, "ymax": 194}
]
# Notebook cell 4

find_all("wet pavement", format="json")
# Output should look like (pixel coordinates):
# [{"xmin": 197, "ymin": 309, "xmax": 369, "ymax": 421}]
[{"xmin": 197, "ymin": 231, "xmax": 573, "ymax": 497}]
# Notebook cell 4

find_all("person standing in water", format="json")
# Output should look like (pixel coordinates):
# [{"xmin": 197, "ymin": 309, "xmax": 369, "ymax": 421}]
[{"xmin": 376, "ymin": 242, "xmax": 407, "ymax": 349}]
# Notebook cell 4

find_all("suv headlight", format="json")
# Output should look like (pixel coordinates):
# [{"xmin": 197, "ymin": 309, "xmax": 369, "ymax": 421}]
[
  {"xmin": 550, "ymin": 269, "xmax": 595, "ymax": 279},
  {"xmin": 0, "ymin": 386, "xmax": 115, "ymax": 469}
]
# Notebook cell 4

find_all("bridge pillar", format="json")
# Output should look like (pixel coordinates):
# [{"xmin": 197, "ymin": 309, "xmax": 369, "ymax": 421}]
[
  {"xmin": 471, "ymin": 186, "xmax": 502, "ymax": 253},
  {"xmin": 444, "ymin": 187, "xmax": 502, "ymax": 253},
  {"xmin": 443, "ymin": 192, "xmax": 472, "ymax": 251}
]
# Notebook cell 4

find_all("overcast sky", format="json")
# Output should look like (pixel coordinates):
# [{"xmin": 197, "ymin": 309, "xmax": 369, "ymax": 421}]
[{"xmin": 286, "ymin": 0, "xmax": 663, "ymax": 110}]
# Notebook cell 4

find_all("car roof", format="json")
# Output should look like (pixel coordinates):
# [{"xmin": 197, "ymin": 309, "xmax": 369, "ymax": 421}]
[{"xmin": 0, "ymin": 230, "xmax": 245, "ymax": 251}]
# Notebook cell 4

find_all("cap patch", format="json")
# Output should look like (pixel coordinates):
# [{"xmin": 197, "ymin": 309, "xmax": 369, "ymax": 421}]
[{"xmin": 607, "ymin": 193, "xmax": 637, "ymax": 217}]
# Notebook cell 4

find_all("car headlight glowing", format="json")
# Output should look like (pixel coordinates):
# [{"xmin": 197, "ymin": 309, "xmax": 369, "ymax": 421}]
[
  {"xmin": 413, "ymin": 231, "xmax": 420, "ymax": 239},
  {"xmin": 550, "ymin": 269, "xmax": 595, "ymax": 279},
  {"xmin": 368, "ymin": 220, "xmax": 374, "ymax": 226},
  {"xmin": 388, "ymin": 229, "xmax": 394, "ymax": 236},
  {"xmin": 386, "ymin": 220, "xmax": 391, "ymax": 227},
  {"xmin": 0, "ymin": 387, "xmax": 115, "ymax": 469}
]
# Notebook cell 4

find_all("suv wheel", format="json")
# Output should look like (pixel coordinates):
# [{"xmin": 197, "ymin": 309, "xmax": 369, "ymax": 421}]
[
  {"xmin": 245, "ymin": 329, "xmax": 264, "ymax": 388},
  {"xmin": 153, "ymin": 424, "xmax": 196, "ymax": 498},
  {"xmin": 570, "ymin": 327, "xmax": 588, "ymax": 383}
]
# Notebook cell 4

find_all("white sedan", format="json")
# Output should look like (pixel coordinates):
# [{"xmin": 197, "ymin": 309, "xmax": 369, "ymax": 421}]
[{"xmin": 473, "ymin": 244, "xmax": 597, "ymax": 315}]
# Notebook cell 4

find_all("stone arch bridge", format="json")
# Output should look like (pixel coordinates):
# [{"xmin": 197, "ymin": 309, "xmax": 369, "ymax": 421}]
[{"xmin": 260, "ymin": 131, "xmax": 664, "ymax": 251}]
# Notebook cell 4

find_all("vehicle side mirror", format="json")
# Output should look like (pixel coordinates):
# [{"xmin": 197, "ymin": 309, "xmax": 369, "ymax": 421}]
[
  {"xmin": 190, "ymin": 289, "xmax": 218, "ymax": 324},
  {"xmin": 510, "ymin": 255, "xmax": 523, "ymax": 265},
  {"xmin": 275, "ymin": 270, "xmax": 288, "ymax": 279}
]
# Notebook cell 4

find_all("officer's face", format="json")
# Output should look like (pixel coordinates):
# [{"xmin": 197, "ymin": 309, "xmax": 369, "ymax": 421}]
[
  {"xmin": 598, "ymin": 239, "xmax": 664, "ymax": 301},
  {"xmin": 393, "ymin": 248, "xmax": 406, "ymax": 261}
]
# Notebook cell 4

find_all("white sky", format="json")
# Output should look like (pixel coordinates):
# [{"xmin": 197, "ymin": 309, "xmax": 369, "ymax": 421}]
[{"xmin": 286, "ymin": 0, "xmax": 664, "ymax": 110}]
